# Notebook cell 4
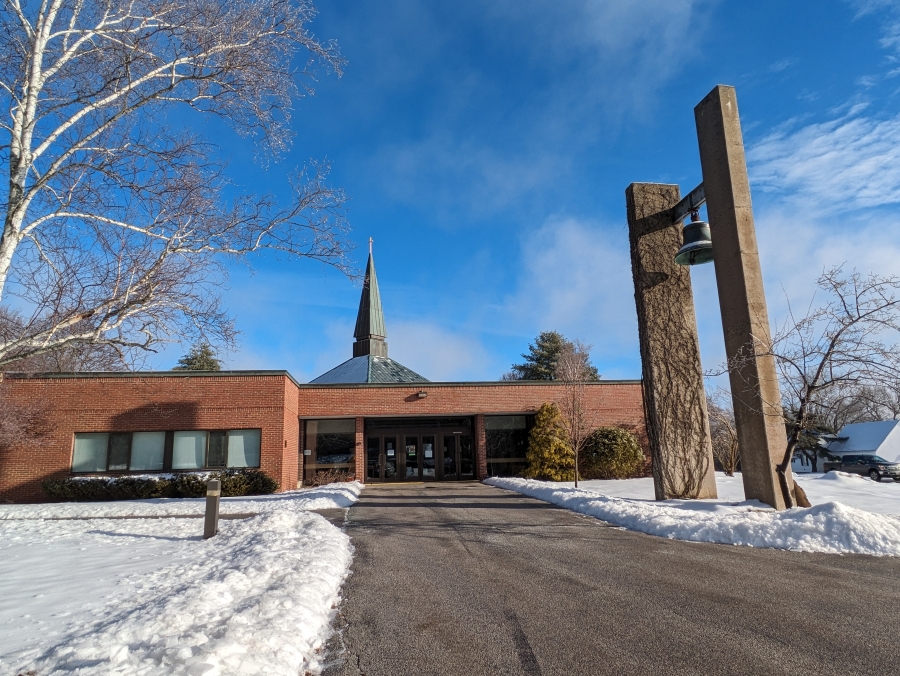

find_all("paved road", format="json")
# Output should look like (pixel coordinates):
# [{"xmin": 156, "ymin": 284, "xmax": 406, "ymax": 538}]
[{"xmin": 323, "ymin": 483, "xmax": 900, "ymax": 676}]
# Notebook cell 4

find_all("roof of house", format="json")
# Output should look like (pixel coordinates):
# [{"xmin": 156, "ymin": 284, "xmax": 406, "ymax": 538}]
[
  {"xmin": 309, "ymin": 355, "xmax": 429, "ymax": 384},
  {"xmin": 827, "ymin": 420, "xmax": 900, "ymax": 454}
]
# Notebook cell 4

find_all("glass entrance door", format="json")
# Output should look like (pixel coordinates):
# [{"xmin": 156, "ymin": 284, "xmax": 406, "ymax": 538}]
[
  {"xmin": 459, "ymin": 434, "xmax": 475, "ymax": 479},
  {"xmin": 384, "ymin": 436, "xmax": 398, "ymax": 480},
  {"xmin": 422, "ymin": 435, "xmax": 437, "ymax": 480},
  {"xmin": 366, "ymin": 437, "xmax": 381, "ymax": 482},
  {"xmin": 404, "ymin": 436, "xmax": 420, "ymax": 480},
  {"xmin": 362, "ymin": 419, "xmax": 476, "ymax": 483},
  {"xmin": 441, "ymin": 434, "xmax": 458, "ymax": 480}
]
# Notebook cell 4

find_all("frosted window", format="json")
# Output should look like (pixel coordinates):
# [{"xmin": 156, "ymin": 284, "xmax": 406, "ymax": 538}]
[
  {"xmin": 172, "ymin": 431, "xmax": 207, "ymax": 469},
  {"xmin": 227, "ymin": 429, "xmax": 261, "ymax": 468},
  {"xmin": 72, "ymin": 433, "xmax": 108, "ymax": 472},
  {"xmin": 130, "ymin": 432, "xmax": 166, "ymax": 471}
]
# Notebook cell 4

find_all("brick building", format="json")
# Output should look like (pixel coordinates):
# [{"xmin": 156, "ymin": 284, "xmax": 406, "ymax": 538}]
[{"xmin": 0, "ymin": 250, "xmax": 645, "ymax": 503}]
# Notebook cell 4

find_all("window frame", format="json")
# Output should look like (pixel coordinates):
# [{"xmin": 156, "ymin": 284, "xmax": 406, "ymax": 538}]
[{"xmin": 70, "ymin": 428, "xmax": 262, "ymax": 474}]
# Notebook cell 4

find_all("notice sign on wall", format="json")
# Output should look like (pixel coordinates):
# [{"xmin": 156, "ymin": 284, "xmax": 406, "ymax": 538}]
[
  {"xmin": 425, "ymin": 450, "xmax": 433, "ymax": 458},
  {"xmin": 387, "ymin": 449, "xmax": 395, "ymax": 456}
]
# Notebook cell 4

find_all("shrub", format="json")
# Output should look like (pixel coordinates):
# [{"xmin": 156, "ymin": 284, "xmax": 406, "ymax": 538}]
[
  {"xmin": 523, "ymin": 402, "xmax": 574, "ymax": 481},
  {"xmin": 303, "ymin": 468, "xmax": 355, "ymax": 487},
  {"xmin": 581, "ymin": 427, "xmax": 645, "ymax": 479},
  {"xmin": 42, "ymin": 469, "xmax": 278, "ymax": 502}
]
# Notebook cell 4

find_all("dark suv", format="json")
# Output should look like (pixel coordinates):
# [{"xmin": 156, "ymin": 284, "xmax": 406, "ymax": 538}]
[{"xmin": 823, "ymin": 454, "xmax": 900, "ymax": 482}]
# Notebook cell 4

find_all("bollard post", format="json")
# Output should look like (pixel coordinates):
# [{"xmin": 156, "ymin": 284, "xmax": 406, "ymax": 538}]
[{"xmin": 204, "ymin": 479, "xmax": 221, "ymax": 540}]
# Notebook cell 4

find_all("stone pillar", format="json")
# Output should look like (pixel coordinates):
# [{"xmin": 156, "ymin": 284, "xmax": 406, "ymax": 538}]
[
  {"xmin": 626, "ymin": 183, "xmax": 718, "ymax": 500},
  {"xmin": 474, "ymin": 414, "xmax": 487, "ymax": 480},
  {"xmin": 695, "ymin": 85, "xmax": 790, "ymax": 509},
  {"xmin": 355, "ymin": 417, "xmax": 365, "ymax": 483}
]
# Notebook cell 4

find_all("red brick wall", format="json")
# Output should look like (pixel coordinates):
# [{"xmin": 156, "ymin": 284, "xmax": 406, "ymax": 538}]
[
  {"xmin": 297, "ymin": 381, "xmax": 647, "ymax": 485},
  {"xmin": 296, "ymin": 381, "xmax": 645, "ymax": 431},
  {"xmin": 0, "ymin": 373, "xmax": 295, "ymax": 503},
  {"xmin": 282, "ymin": 378, "xmax": 300, "ymax": 490},
  {"xmin": 475, "ymin": 413, "xmax": 487, "ymax": 480},
  {"xmin": 0, "ymin": 375, "xmax": 646, "ymax": 501},
  {"xmin": 354, "ymin": 417, "xmax": 365, "ymax": 480}
]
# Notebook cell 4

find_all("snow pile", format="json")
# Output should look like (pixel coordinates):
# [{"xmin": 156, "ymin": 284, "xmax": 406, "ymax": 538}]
[
  {"xmin": 0, "ymin": 481, "xmax": 363, "ymax": 520},
  {"xmin": 486, "ymin": 477, "xmax": 900, "ymax": 555},
  {"xmin": 3, "ymin": 510, "xmax": 352, "ymax": 675}
]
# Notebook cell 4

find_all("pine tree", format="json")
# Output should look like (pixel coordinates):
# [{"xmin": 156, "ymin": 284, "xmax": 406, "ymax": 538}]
[
  {"xmin": 523, "ymin": 402, "xmax": 574, "ymax": 481},
  {"xmin": 505, "ymin": 331, "xmax": 600, "ymax": 381},
  {"xmin": 173, "ymin": 343, "xmax": 222, "ymax": 371}
]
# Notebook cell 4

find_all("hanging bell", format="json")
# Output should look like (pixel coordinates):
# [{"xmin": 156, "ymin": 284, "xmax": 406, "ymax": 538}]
[{"xmin": 674, "ymin": 213, "xmax": 713, "ymax": 266}]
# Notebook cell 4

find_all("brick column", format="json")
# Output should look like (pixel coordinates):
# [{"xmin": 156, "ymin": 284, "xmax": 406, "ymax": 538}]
[
  {"xmin": 355, "ymin": 417, "xmax": 365, "ymax": 483},
  {"xmin": 475, "ymin": 414, "xmax": 487, "ymax": 480}
]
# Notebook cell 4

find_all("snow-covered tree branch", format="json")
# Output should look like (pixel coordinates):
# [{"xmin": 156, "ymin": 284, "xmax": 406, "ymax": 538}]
[{"xmin": 0, "ymin": 0, "xmax": 351, "ymax": 369}]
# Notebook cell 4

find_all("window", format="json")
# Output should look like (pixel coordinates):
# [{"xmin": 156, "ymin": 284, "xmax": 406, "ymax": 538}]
[
  {"xmin": 227, "ymin": 429, "xmax": 261, "ymax": 468},
  {"xmin": 173, "ymin": 431, "xmax": 208, "ymax": 469},
  {"xmin": 71, "ymin": 429, "xmax": 261, "ymax": 473},
  {"xmin": 304, "ymin": 419, "xmax": 355, "ymax": 481},
  {"xmin": 72, "ymin": 433, "xmax": 109, "ymax": 473},
  {"xmin": 485, "ymin": 415, "xmax": 531, "ymax": 477},
  {"xmin": 130, "ymin": 432, "xmax": 166, "ymax": 471}
]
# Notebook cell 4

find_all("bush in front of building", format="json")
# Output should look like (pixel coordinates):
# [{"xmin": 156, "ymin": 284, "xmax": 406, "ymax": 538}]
[
  {"xmin": 580, "ymin": 427, "xmax": 645, "ymax": 479},
  {"xmin": 303, "ymin": 468, "xmax": 355, "ymax": 487},
  {"xmin": 42, "ymin": 469, "xmax": 278, "ymax": 501},
  {"xmin": 171, "ymin": 469, "xmax": 278, "ymax": 497},
  {"xmin": 523, "ymin": 402, "xmax": 574, "ymax": 481}
]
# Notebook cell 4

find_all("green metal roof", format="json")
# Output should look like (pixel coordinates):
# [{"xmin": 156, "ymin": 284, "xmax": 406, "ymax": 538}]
[
  {"xmin": 309, "ymin": 355, "xmax": 429, "ymax": 384},
  {"xmin": 353, "ymin": 253, "xmax": 386, "ymax": 341}
]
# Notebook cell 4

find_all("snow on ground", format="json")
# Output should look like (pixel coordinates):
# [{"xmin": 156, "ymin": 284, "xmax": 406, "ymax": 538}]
[
  {"xmin": 0, "ymin": 483, "xmax": 362, "ymax": 675},
  {"xmin": 562, "ymin": 472, "xmax": 900, "ymax": 516},
  {"xmin": 486, "ymin": 473, "xmax": 900, "ymax": 556}
]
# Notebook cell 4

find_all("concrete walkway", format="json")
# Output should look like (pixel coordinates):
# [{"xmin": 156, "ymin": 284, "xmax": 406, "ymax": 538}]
[{"xmin": 324, "ymin": 482, "xmax": 900, "ymax": 676}]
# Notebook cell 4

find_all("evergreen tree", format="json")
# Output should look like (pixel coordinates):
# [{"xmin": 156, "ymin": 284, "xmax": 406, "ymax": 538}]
[
  {"xmin": 173, "ymin": 343, "xmax": 222, "ymax": 371},
  {"xmin": 505, "ymin": 331, "xmax": 600, "ymax": 381},
  {"xmin": 523, "ymin": 403, "xmax": 574, "ymax": 481}
]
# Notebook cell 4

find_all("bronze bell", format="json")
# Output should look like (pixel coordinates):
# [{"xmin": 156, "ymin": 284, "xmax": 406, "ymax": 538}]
[{"xmin": 674, "ymin": 213, "xmax": 713, "ymax": 266}]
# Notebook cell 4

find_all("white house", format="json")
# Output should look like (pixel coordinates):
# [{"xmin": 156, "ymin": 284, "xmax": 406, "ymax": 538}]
[{"xmin": 825, "ymin": 420, "xmax": 900, "ymax": 466}]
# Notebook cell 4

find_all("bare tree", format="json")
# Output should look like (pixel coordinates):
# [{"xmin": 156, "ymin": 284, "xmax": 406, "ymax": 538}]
[
  {"xmin": 720, "ymin": 268, "xmax": 900, "ymax": 506},
  {"xmin": 706, "ymin": 389, "xmax": 739, "ymax": 476},
  {"xmin": 0, "ymin": 0, "xmax": 351, "ymax": 369},
  {"xmin": 554, "ymin": 339, "xmax": 596, "ymax": 488}
]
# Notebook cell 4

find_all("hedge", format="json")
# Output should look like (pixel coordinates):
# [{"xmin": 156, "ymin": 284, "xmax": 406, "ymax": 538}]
[
  {"xmin": 42, "ymin": 469, "xmax": 278, "ymax": 502},
  {"xmin": 581, "ymin": 427, "xmax": 645, "ymax": 480}
]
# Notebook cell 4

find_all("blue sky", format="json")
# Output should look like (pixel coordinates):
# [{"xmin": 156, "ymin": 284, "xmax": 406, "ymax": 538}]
[{"xmin": 150, "ymin": 0, "xmax": 900, "ymax": 383}]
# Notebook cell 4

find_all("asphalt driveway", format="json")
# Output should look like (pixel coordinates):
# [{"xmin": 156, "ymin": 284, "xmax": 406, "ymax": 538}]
[{"xmin": 323, "ymin": 482, "xmax": 900, "ymax": 676}]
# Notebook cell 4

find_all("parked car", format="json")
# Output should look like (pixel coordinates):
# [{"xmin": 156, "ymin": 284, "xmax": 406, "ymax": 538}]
[{"xmin": 822, "ymin": 454, "xmax": 900, "ymax": 482}]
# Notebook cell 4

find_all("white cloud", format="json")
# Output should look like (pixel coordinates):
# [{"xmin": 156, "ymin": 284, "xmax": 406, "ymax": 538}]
[
  {"xmin": 505, "ymin": 217, "xmax": 640, "ymax": 376},
  {"xmin": 389, "ymin": 321, "xmax": 491, "ymax": 382},
  {"xmin": 747, "ymin": 106, "xmax": 900, "ymax": 211}
]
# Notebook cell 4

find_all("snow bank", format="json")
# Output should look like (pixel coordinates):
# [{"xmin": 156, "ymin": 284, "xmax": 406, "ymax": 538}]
[
  {"xmin": 3, "ymin": 510, "xmax": 352, "ymax": 675},
  {"xmin": 486, "ymin": 477, "xmax": 900, "ymax": 556},
  {"xmin": 0, "ymin": 481, "xmax": 363, "ymax": 520}
]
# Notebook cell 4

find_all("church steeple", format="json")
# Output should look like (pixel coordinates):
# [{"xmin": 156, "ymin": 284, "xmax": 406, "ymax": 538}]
[{"xmin": 353, "ymin": 239, "xmax": 388, "ymax": 358}]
